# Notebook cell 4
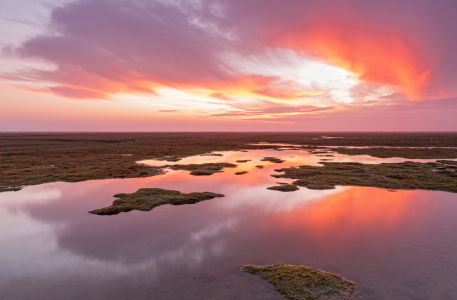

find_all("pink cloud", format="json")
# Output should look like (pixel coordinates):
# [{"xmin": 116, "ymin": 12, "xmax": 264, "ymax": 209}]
[
  {"xmin": 1, "ymin": 0, "xmax": 456, "ymax": 134},
  {"xmin": 158, "ymin": 110, "xmax": 179, "ymax": 113}
]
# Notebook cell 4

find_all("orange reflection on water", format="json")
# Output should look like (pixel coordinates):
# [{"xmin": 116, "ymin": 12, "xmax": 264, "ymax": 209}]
[
  {"xmin": 270, "ymin": 187, "xmax": 427, "ymax": 238},
  {"xmin": 138, "ymin": 148, "xmax": 453, "ymax": 195}
]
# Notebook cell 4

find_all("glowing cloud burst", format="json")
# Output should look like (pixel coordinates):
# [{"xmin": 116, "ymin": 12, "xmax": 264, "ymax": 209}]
[{"xmin": 275, "ymin": 22, "xmax": 436, "ymax": 99}]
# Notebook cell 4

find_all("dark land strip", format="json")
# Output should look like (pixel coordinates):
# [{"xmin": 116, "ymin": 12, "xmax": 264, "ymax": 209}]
[{"xmin": 1, "ymin": 132, "xmax": 457, "ymax": 192}]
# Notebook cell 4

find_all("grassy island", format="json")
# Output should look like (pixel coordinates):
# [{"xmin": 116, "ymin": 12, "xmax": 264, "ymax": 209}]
[
  {"xmin": 242, "ymin": 264, "xmax": 357, "ymax": 300},
  {"xmin": 89, "ymin": 188, "xmax": 224, "ymax": 215},
  {"xmin": 272, "ymin": 161, "xmax": 457, "ymax": 192},
  {"xmin": 170, "ymin": 163, "xmax": 237, "ymax": 176}
]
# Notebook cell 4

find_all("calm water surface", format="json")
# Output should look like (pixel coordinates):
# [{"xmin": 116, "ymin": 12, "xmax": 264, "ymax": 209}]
[{"xmin": 1, "ymin": 149, "xmax": 457, "ymax": 300}]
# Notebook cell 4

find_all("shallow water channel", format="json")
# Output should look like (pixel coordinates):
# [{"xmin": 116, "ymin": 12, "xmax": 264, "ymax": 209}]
[{"xmin": 1, "ymin": 148, "xmax": 457, "ymax": 299}]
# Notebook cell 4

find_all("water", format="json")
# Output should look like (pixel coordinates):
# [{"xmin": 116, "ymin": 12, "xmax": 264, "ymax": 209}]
[{"xmin": 1, "ymin": 148, "xmax": 457, "ymax": 299}]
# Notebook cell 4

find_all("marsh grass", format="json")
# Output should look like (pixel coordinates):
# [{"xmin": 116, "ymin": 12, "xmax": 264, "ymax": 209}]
[
  {"xmin": 0, "ymin": 155, "xmax": 163, "ymax": 192},
  {"xmin": 273, "ymin": 161, "xmax": 457, "ymax": 192},
  {"xmin": 89, "ymin": 188, "xmax": 224, "ymax": 215},
  {"xmin": 261, "ymin": 157, "xmax": 286, "ymax": 163},
  {"xmin": 242, "ymin": 264, "xmax": 357, "ymax": 300},
  {"xmin": 332, "ymin": 148, "xmax": 457, "ymax": 159},
  {"xmin": 437, "ymin": 160, "xmax": 457, "ymax": 166},
  {"xmin": 309, "ymin": 151, "xmax": 332, "ymax": 154},
  {"xmin": 170, "ymin": 163, "xmax": 237, "ymax": 176},
  {"xmin": 235, "ymin": 171, "xmax": 249, "ymax": 175},
  {"xmin": 267, "ymin": 184, "xmax": 299, "ymax": 192},
  {"xmin": 199, "ymin": 153, "xmax": 223, "ymax": 156}
]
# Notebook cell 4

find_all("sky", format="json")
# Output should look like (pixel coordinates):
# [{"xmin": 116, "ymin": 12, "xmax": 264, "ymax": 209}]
[{"xmin": 1, "ymin": 0, "xmax": 456, "ymax": 131}]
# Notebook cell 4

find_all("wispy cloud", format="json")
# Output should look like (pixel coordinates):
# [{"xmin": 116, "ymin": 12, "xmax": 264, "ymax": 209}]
[
  {"xmin": 212, "ymin": 104, "xmax": 334, "ymax": 119},
  {"xmin": 158, "ymin": 110, "xmax": 179, "ymax": 113}
]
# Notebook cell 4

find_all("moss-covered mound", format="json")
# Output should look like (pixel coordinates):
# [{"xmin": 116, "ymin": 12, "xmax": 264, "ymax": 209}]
[
  {"xmin": 242, "ymin": 264, "xmax": 357, "ymax": 300},
  {"xmin": 89, "ymin": 188, "xmax": 224, "ymax": 215},
  {"xmin": 261, "ymin": 157, "xmax": 285, "ymax": 163},
  {"xmin": 267, "ymin": 184, "xmax": 299, "ymax": 192},
  {"xmin": 171, "ymin": 163, "xmax": 237, "ymax": 176},
  {"xmin": 273, "ymin": 161, "xmax": 457, "ymax": 192}
]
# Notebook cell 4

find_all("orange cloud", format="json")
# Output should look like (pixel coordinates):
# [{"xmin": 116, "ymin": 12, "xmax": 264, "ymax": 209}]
[
  {"xmin": 24, "ymin": 70, "xmax": 319, "ymax": 102},
  {"xmin": 275, "ymin": 22, "xmax": 436, "ymax": 99},
  {"xmin": 184, "ymin": 75, "xmax": 323, "ymax": 102}
]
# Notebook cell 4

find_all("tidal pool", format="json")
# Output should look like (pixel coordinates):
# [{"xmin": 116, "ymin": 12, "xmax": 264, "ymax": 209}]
[{"xmin": 1, "ymin": 148, "xmax": 457, "ymax": 299}]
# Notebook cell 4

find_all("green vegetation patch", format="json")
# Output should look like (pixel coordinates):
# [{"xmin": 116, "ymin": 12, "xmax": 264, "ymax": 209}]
[
  {"xmin": 242, "ymin": 264, "xmax": 357, "ymax": 300},
  {"xmin": 267, "ymin": 184, "xmax": 299, "ymax": 192},
  {"xmin": 273, "ymin": 161, "xmax": 457, "ymax": 192},
  {"xmin": 170, "ymin": 163, "xmax": 237, "ymax": 176},
  {"xmin": 261, "ymin": 157, "xmax": 285, "ymax": 163},
  {"xmin": 89, "ymin": 188, "xmax": 224, "ymax": 215}
]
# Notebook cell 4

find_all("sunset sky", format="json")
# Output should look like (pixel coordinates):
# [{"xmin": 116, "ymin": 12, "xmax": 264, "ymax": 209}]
[{"xmin": 1, "ymin": 0, "xmax": 456, "ymax": 131}]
